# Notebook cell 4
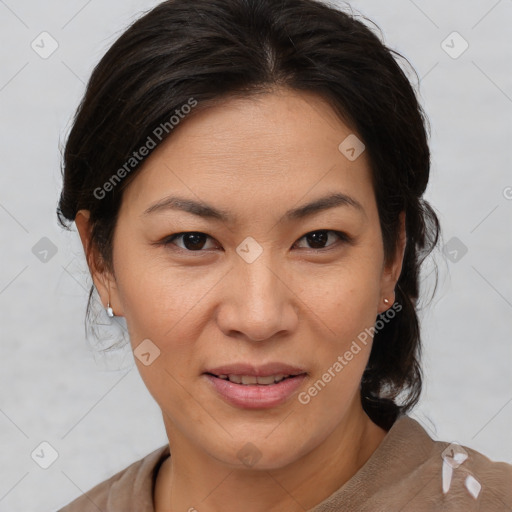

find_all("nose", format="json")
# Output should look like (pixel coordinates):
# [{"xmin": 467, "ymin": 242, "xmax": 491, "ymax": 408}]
[{"xmin": 216, "ymin": 252, "xmax": 299, "ymax": 342}]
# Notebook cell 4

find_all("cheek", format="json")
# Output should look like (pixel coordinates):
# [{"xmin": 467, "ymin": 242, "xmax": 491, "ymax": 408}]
[
  {"xmin": 294, "ymin": 271, "xmax": 380, "ymax": 433},
  {"xmin": 113, "ymin": 245, "xmax": 210, "ymax": 341},
  {"xmin": 299, "ymin": 257, "xmax": 382, "ymax": 339},
  {"xmin": 303, "ymin": 276, "xmax": 378, "ymax": 386},
  {"xmin": 116, "ymin": 263, "xmax": 207, "ymax": 411},
  {"xmin": 294, "ymin": 251, "xmax": 382, "ymax": 397}
]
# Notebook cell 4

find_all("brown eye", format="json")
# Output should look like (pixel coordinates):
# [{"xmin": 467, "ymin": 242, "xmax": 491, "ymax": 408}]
[
  {"xmin": 163, "ymin": 232, "xmax": 217, "ymax": 251},
  {"xmin": 294, "ymin": 230, "xmax": 349, "ymax": 250}
]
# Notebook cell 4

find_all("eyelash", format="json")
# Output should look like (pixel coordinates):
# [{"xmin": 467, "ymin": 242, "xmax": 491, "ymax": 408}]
[{"xmin": 158, "ymin": 230, "xmax": 351, "ymax": 253}]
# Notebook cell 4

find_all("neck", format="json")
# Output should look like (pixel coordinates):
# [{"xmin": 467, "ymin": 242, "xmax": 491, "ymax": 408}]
[{"xmin": 155, "ymin": 399, "xmax": 388, "ymax": 512}]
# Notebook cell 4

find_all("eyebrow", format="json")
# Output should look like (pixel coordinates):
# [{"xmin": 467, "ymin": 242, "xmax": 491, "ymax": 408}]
[{"xmin": 142, "ymin": 192, "xmax": 364, "ymax": 223}]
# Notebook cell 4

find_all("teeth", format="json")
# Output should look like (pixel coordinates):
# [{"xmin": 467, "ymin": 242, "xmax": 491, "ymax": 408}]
[
  {"xmin": 216, "ymin": 374, "xmax": 291, "ymax": 385},
  {"xmin": 255, "ymin": 375, "xmax": 278, "ymax": 385}
]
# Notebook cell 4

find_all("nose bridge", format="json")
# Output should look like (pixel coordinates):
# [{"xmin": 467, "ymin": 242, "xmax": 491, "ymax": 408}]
[
  {"xmin": 236, "ymin": 240, "xmax": 282, "ymax": 311},
  {"xmin": 220, "ymin": 237, "xmax": 296, "ymax": 341}
]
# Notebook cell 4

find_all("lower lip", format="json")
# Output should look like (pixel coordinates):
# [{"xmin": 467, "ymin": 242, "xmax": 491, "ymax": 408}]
[{"xmin": 204, "ymin": 374, "xmax": 307, "ymax": 409}]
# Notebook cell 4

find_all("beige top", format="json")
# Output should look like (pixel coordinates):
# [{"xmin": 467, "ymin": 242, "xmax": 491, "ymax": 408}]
[{"xmin": 58, "ymin": 415, "xmax": 512, "ymax": 511}]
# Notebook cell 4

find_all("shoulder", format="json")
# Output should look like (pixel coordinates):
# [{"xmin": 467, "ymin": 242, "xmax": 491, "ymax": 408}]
[
  {"xmin": 57, "ymin": 444, "xmax": 170, "ymax": 512},
  {"xmin": 313, "ymin": 415, "xmax": 512, "ymax": 512},
  {"xmin": 440, "ymin": 439, "xmax": 512, "ymax": 509},
  {"xmin": 383, "ymin": 416, "xmax": 512, "ymax": 511}
]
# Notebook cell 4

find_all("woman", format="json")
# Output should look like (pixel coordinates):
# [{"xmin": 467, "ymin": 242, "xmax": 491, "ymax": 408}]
[{"xmin": 56, "ymin": 0, "xmax": 512, "ymax": 510}]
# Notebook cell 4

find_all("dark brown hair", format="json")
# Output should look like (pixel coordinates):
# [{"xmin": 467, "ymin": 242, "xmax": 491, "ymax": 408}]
[{"xmin": 57, "ymin": 0, "xmax": 440, "ymax": 430}]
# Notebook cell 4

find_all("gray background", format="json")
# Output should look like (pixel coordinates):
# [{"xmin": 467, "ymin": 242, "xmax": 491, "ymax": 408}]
[{"xmin": 1, "ymin": 0, "xmax": 511, "ymax": 510}]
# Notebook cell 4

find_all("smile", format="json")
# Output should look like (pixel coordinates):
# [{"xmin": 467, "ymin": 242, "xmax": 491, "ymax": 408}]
[
  {"xmin": 204, "ymin": 372, "xmax": 307, "ymax": 409},
  {"xmin": 214, "ymin": 374, "xmax": 292, "ymax": 385}
]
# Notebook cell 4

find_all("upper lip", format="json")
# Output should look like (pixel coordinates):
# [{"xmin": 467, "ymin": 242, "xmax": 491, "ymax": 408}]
[{"xmin": 205, "ymin": 363, "xmax": 307, "ymax": 377}]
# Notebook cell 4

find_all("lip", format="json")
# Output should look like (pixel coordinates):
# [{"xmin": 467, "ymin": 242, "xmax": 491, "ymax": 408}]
[
  {"xmin": 204, "ymin": 363, "xmax": 308, "ymax": 409},
  {"xmin": 205, "ymin": 362, "xmax": 307, "ymax": 377},
  {"xmin": 204, "ymin": 373, "xmax": 307, "ymax": 409}
]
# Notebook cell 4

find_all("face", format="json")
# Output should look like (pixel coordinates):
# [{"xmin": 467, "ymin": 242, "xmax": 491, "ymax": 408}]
[{"xmin": 78, "ymin": 88, "xmax": 405, "ymax": 470}]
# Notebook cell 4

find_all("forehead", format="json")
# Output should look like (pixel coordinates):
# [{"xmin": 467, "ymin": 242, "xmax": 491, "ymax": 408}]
[{"xmin": 120, "ymin": 88, "xmax": 375, "ymax": 222}]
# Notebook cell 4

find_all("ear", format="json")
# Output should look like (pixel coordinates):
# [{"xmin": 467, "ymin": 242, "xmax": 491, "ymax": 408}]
[
  {"xmin": 75, "ymin": 210, "xmax": 124, "ymax": 316},
  {"xmin": 378, "ymin": 211, "xmax": 406, "ymax": 314}
]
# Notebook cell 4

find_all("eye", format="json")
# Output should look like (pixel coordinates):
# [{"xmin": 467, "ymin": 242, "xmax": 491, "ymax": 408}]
[
  {"xmin": 162, "ymin": 232, "xmax": 219, "ymax": 251},
  {"xmin": 294, "ymin": 230, "xmax": 350, "ymax": 251},
  {"xmin": 159, "ymin": 229, "xmax": 350, "ymax": 253}
]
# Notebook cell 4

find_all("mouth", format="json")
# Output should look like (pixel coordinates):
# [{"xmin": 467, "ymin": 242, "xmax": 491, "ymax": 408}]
[
  {"xmin": 203, "ymin": 363, "xmax": 308, "ymax": 409},
  {"xmin": 206, "ymin": 373, "xmax": 300, "ymax": 385}
]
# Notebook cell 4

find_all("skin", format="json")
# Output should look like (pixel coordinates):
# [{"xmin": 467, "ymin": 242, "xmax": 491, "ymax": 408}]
[{"xmin": 75, "ymin": 87, "xmax": 406, "ymax": 512}]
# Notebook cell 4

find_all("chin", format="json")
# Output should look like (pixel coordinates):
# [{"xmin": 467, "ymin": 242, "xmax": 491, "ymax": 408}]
[{"xmin": 205, "ymin": 431, "xmax": 312, "ymax": 471}]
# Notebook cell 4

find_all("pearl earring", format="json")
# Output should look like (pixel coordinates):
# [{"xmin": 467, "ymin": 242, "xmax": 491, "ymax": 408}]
[
  {"xmin": 383, "ymin": 298, "xmax": 390, "ymax": 305},
  {"xmin": 106, "ymin": 301, "xmax": 115, "ymax": 318}
]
